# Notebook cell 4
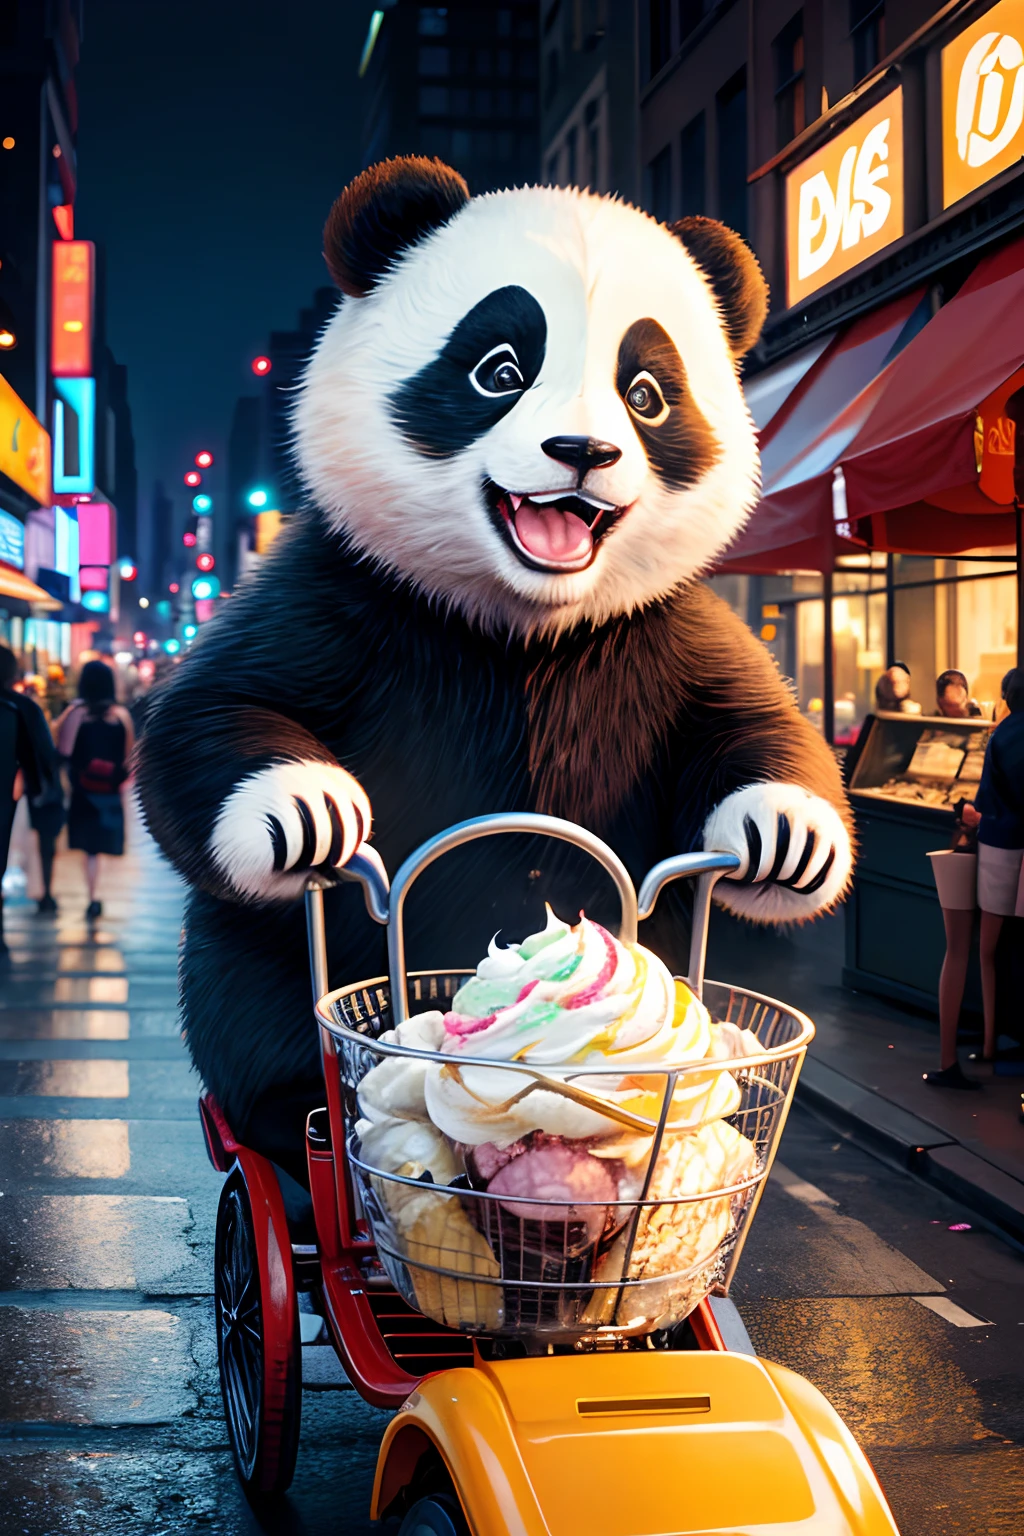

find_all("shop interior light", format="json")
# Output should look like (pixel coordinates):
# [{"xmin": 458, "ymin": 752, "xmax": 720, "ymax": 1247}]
[
  {"xmin": 119, "ymin": 561, "xmax": 137, "ymax": 581},
  {"xmin": 1, "ymin": 137, "xmax": 14, "ymax": 150},
  {"xmin": 184, "ymin": 470, "xmax": 201, "ymax": 487},
  {"xmin": 251, "ymin": 356, "xmax": 271, "ymax": 376},
  {"xmin": 139, "ymin": 596, "xmax": 149, "ymax": 608},
  {"xmin": 247, "ymin": 488, "xmax": 269, "ymax": 509},
  {"xmin": 195, "ymin": 450, "xmax": 214, "ymax": 469},
  {"xmin": 196, "ymin": 552, "xmax": 215, "ymax": 573},
  {"xmin": 192, "ymin": 493, "xmax": 213, "ymax": 513},
  {"xmin": 0, "ymin": 329, "xmax": 16, "ymax": 349}
]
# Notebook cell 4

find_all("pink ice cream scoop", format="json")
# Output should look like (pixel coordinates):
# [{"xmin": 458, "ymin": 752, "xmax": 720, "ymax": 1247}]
[{"xmin": 486, "ymin": 1142, "xmax": 619, "ymax": 1240}]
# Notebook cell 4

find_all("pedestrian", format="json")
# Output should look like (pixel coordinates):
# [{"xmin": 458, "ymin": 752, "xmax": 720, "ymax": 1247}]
[
  {"xmin": 54, "ymin": 660, "xmax": 135, "ymax": 922},
  {"xmin": 973, "ymin": 666, "xmax": 1024, "ymax": 1060},
  {"xmin": 0, "ymin": 644, "xmax": 60, "ymax": 960},
  {"xmin": 925, "ymin": 798, "xmax": 982, "ymax": 1089},
  {"xmin": 935, "ymin": 668, "xmax": 982, "ymax": 719},
  {"xmin": 875, "ymin": 661, "xmax": 920, "ymax": 714}
]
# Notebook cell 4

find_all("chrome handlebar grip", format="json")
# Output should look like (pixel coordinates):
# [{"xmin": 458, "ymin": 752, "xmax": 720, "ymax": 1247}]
[{"xmin": 636, "ymin": 852, "xmax": 741, "ymax": 1000}]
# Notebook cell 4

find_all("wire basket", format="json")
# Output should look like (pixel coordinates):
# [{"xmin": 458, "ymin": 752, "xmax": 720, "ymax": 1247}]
[{"xmin": 319, "ymin": 968, "xmax": 812, "ymax": 1344}]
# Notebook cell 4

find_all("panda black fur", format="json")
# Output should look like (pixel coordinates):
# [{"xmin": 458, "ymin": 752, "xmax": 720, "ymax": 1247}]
[{"xmin": 136, "ymin": 158, "xmax": 854, "ymax": 1178}]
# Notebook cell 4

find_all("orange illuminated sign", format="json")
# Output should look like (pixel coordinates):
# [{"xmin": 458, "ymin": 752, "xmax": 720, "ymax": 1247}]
[
  {"xmin": 0, "ymin": 373, "xmax": 51, "ymax": 505},
  {"xmin": 942, "ymin": 0, "xmax": 1024, "ymax": 209},
  {"xmin": 976, "ymin": 364, "xmax": 1024, "ymax": 502},
  {"xmin": 785, "ymin": 89, "xmax": 904, "ymax": 307},
  {"xmin": 51, "ymin": 240, "xmax": 95, "ymax": 377}
]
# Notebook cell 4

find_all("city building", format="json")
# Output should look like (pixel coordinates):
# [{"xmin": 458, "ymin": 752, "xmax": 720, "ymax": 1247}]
[
  {"xmin": 637, "ymin": 1, "xmax": 1022, "ymax": 750},
  {"xmin": 540, "ymin": 0, "xmax": 638, "ymax": 201},
  {"xmin": 360, "ymin": 1, "xmax": 541, "ymax": 194}
]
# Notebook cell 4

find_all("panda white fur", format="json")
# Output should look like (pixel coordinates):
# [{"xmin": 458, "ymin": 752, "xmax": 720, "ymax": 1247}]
[{"xmin": 137, "ymin": 158, "xmax": 852, "ymax": 1174}]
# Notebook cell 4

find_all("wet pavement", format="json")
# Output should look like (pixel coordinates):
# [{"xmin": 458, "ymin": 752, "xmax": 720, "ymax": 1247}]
[{"xmin": 0, "ymin": 810, "xmax": 1021, "ymax": 1535}]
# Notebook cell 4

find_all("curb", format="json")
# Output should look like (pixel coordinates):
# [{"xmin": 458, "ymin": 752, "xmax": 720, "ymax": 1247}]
[{"xmin": 796, "ymin": 1057, "xmax": 1024, "ymax": 1245}]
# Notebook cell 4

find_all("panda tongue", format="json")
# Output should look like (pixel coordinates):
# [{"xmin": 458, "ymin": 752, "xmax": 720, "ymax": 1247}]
[{"xmin": 514, "ymin": 501, "xmax": 593, "ymax": 564}]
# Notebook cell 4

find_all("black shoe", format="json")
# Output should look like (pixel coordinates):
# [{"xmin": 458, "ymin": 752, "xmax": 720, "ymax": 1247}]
[
  {"xmin": 923, "ymin": 1062, "xmax": 982, "ymax": 1090},
  {"xmin": 37, "ymin": 895, "xmax": 58, "ymax": 916},
  {"xmin": 85, "ymin": 900, "xmax": 102, "ymax": 921}
]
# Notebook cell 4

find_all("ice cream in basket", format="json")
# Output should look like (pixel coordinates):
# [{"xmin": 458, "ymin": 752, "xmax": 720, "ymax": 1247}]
[{"xmin": 317, "ymin": 813, "xmax": 814, "ymax": 1345}]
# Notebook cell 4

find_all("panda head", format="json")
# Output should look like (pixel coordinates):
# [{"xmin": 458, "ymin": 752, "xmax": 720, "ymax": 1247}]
[{"xmin": 295, "ymin": 157, "xmax": 767, "ymax": 635}]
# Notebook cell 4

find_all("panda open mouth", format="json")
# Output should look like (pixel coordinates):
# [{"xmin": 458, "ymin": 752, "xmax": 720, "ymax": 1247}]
[{"xmin": 484, "ymin": 480, "xmax": 624, "ymax": 573}]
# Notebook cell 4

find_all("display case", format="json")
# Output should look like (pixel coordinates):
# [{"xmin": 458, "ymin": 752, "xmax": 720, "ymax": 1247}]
[{"xmin": 842, "ymin": 712, "xmax": 995, "ymax": 1011}]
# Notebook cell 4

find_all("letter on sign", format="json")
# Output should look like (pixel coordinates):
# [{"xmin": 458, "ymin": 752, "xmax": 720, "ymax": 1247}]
[
  {"xmin": 943, "ymin": 0, "xmax": 1024, "ymax": 207},
  {"xmin": 786, "ymin": 90, "xmax": 904, "ymax": 307}
]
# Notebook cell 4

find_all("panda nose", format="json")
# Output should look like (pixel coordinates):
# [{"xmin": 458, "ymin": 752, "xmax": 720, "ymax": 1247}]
[{"xmin": 541, "ymin": 435, "xmax": 622, "ymax": 476}]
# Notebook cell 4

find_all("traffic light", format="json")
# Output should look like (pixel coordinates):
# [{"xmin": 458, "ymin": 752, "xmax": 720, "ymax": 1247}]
[
  {"xmin": 192, "ymin": 493, "xmax": 213, "ymax": 513},
  {"xmin": 119, "ymin": 561, "xmax": 137, "ymax": 581},
  {"xmin": 191, "ymin": 575, "xmax": 220, "ymax": 600},
  {"xmin": 169, "ymin": 582, "xmax": 180, "ymax": 595},
  {"xmin": 183, "ymin": 623, "xmax": 198, "ymax": 640},
  {"xmin": 183, "ymin": 513, "xmax": 198, "ymax": 548},
  {"xmin": 247, "ymin": 488, "xmax": 269, "ymax": 509},
  {"xmin": 196, "ymin": 552, "xmax": 215, "ymax": 573},
  {"xmin": 133, "ymin": 630, "xmax": 147, "ymax": 647},
  {"xmin": 195, "ymin": 450, "xmax": 213, "ymax": 469},
  {"xmin": 251, "ymin": 356, "xmax": 271, "ymax": 376},
  {"xmin": 184, "ymin": 470, "xmax": 201, "ymax": 487},
  {"xmin": 164, "ymin": 638, "xmax": 181, "ymax": 655}
]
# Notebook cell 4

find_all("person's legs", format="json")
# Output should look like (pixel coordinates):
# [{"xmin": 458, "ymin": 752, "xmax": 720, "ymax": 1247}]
[
  {"xmin": 937, "ymin": 906, "xmax": 973, "ymax": 1070},
  {"xmin": 37, "ymin": 830, "xmax": 57, "ymax": 912},
  {"xmin": 979, "ymin": 909, "xmax": 1004, "ymax": 1061},
  {"xmin": 0, "ymin": 800, "xmax": 14, "ymax": 959},
  {"xmin": 85, "ymin": 853, "xmax": 101, "ymax": 919}
]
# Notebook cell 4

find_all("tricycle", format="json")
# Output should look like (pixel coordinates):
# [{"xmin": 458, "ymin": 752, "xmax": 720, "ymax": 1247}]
[{"xmin": 199, "ymin": 812, "xmax": 900, "ymax": 1535}]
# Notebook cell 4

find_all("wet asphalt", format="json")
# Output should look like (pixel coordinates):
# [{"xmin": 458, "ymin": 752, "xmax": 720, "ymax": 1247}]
[{"xmin": 0, "ymin": 813, "xmax": 1021, "ymax": 1536}]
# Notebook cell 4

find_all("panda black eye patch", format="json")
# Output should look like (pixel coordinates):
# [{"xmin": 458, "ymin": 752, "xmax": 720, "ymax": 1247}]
[
  {"xmin": 389, "ymin": 285, "xmax": 546, "ymax": 458},
  {"xmin": 615, "ymin": 318, "xmax": 720, "ymax": 491}
]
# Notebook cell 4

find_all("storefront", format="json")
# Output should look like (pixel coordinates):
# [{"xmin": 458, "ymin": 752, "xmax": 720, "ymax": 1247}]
[{"xmin": 713, "ymin": 0, "xmax": 1024, "ymax": 1015}]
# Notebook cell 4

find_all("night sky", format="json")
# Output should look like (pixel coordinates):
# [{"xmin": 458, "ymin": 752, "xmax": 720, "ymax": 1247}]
[{"xmin": 75, "ymin": 0, "xmax": 374, "ymax": 543}]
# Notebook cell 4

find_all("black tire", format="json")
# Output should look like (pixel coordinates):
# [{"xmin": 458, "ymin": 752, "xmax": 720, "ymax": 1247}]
[
  {"xmin": 215, "ymin": 1170, "xmax": 302, "ymax": 1495},
  {"xmin": 398, "ymin": 1494, "xmax": 470, "ymax": 1536}
]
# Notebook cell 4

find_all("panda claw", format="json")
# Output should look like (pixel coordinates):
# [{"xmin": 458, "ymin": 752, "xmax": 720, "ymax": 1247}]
[{"xmin": 292, "ymin": 796, "xmax": 318, "ymax": 870}]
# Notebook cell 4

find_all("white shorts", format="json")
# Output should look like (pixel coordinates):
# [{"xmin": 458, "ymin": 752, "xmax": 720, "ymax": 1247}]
[{"xmin": 977, "ymin": 842, "xmax": 1024, "ymax": 917}]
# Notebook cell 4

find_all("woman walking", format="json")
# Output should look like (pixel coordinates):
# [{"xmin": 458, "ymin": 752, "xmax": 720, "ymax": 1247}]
[{"xmin": 55, "ymin": 661, "xmax": 134, "ymax": 920}]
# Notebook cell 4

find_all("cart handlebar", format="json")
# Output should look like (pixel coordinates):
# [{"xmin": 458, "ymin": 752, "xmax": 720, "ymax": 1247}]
[{"xmin": 306, "ymin": 814, "xmax": 740, "ymax": 1023}]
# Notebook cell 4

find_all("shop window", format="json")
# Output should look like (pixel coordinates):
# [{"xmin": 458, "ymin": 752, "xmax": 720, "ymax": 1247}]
[
  {"xmin": 419, "ymin": 45, "xmax": 450, "ymax": 77},
  {"xmin": 497, "ymin": 88, "xmax": 513, "ymax": 116},
  {"xmin": 476, "ymin": 48, "xmax": 493, "ymax": 75},
  {"xmin": 498, "ymin": 48, "xmax": 513, "ymax": 77},
  {"xmin": 452, "ymin": 87, "xmax": 471, "ymax": 115},
  {"xmin": 646, "ymin": 143, "xmax": 672, "ymax": 223},
  {"xmin": 419, "ymin": 86, "xmax": 450, "ymax": 116},
  {"xmin": 585, "ymin": 96, "xmax": 603, "ymax": 192},
  {"xmin": 475, "ymin": 89, "xmax": 493, "ymax": 118},
  {"xmin": 716, "ymin": 68, "xmax": 748, "ymax": 238},
  {"xmin": 680, "ymin": 111, "xmax": 706, "ymax": 216},
  {"xmin": 680, "ymin": 0, "xmax": 714, "ymax": 41},
  {"xmin": 545, "ymin": 49, "xmax": 560, "ymax": 104},
  {"xmin": 774, "ymin": 11, "xmax": 805, "ymax": 150},
  {"xmin": 566, "ymin": 125, "xmax": 579, "ymax": 187},
  {"xmin": 650, "ymin": 0, "xmax": 673, "ymax": 78},
  {"xmin": 499, "ymin": 7, "xmax": 514, "ymax": 38},
  {"xmin": 850, "ymin": 0, "xmax": 885, "ymax": 83},
  {"xmin": 418, "ymin": 7, "xmax": 448, "ymax": 36},
  {"xmin": 518, "ymin": 89, "xmax": 536, "ymax": 118}
]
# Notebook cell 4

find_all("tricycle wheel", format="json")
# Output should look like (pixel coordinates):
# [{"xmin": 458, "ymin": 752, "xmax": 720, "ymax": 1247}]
[
  {"xmin": 215, "ymin": 1169, "xmax": 301, "ymax": 1494},
  {"xmin": 398, "ymin": 1495, "xmax": 469, "ymax": 1536}
]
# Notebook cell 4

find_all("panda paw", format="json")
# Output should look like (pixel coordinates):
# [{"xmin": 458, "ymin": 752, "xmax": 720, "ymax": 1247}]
[
  {"xmin": 210, "ymin": 760, "xmax": 372, "ymax": 903},
  {"xmin": 702, "ymin": 782, "xmax": 852, "ymax": 922}
]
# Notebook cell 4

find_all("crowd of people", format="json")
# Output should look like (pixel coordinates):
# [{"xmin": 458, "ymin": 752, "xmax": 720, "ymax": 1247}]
[{"xmin": 0, "ymin": 646, "xmax": 135, "ymax": 964}]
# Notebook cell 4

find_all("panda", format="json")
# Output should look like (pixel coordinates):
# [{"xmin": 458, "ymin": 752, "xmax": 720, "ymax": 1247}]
[{"xmin": 137, "ymin": 157, "xmax": 853, "ymax": 1182}]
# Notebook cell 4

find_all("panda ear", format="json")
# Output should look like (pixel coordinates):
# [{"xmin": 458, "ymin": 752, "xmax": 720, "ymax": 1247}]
[
  {"xmin": 670, "ymin": 216, "xmax": 768, "ymax": 358},
  {"xmin": 323, "ymin": 156, "xmax": 470, "ymax": 298}
]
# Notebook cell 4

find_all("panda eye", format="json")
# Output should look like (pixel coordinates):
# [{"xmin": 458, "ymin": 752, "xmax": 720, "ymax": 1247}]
[
  {"xmin": 625, "ymin": 370, "xmax": 670, "ymax": 426},
  {"xmin": 470, "ymin": 344, "xmax": 525, "ymax": 397}
]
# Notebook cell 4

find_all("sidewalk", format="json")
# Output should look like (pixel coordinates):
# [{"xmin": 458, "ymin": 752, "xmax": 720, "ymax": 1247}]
[{"xmin": 709, "ymin": 904, "xmax": 1024, "ymax": 1244}]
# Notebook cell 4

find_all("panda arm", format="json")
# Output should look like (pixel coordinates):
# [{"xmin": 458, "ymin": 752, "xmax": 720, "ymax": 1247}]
[
  {"xmin": 670, "ymin": 587, "xmax": 854, "ymax": 922},
  {"xmin": 135, "ymin": 522, "xmax": 373, "ymax": 903}
]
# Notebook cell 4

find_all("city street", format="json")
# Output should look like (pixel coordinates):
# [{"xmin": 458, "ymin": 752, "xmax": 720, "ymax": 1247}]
[{"xmin": 0, "ymin": 808, "xmax": 1021, "ymax": 1536}]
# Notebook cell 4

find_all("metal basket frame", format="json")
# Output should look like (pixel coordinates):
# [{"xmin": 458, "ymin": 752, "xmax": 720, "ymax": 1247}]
[{"xmin": 307, "ymin": 813, "xmax": 814, "ymax": 1340}]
